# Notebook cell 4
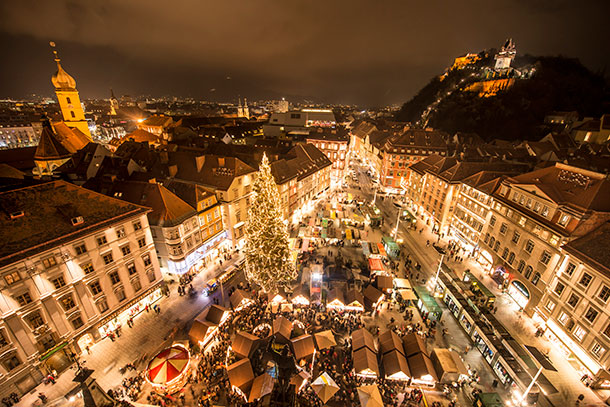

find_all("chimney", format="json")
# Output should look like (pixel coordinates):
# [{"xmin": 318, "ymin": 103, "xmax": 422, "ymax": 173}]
[
  {"xmin": 196, "ymin": 155, "xmax": 206, "ymax": 172},
  {"xmin": 169, "ymin": 164, "xmax": 178, "ymax": 177}
]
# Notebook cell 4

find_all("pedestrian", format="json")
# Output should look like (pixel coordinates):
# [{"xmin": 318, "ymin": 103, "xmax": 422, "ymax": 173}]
[{"xmin": 85, "ymin": 345, "xmax": 90, "ymax": 355}]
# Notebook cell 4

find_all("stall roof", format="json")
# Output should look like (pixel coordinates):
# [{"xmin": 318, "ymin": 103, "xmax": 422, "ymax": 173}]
[
  {"xmin": 230, "ymin": 289, "xmax": 253, "ymax": 309},
  {"xmin": 368, "ymin": 258, "xmax": 384, "ymax": 271},
  {"xmin": 188, "ymin": 319, "xmax": 215, "ymax": 344},
  {"xmin": 227, "ymin": 358, "xmax": 255, "ymax": 392},
  {"xmin": 273, "ymin": 316, "xmax": 293, "ymax": 341},
  {"xmin": 352, "ymin": 328, "xmax": 376, "ymax": 352},
  {"xmin": 345, "ymin": 289, "xmax": 365, "ymax": 308},
  {"xmin": 353, "ymin": 347, "xmax": 379, "ymax": 376},
  {"xmin": 201, "ymin": 304, "xmax": 230, "ymax": 325},
  {"xmin": 248, "ymin": 373, "xmax": 275, "ymax": 403},
  {"xmin": 376, "ymin": 243, "xmax": 387, "ymax": 257},
  {"xmin": 233, "ymin": 331, "xmax": 259, "ymax": 359},
  {"xmin": 291, "ymin": 334, "xmax": 316, "ymax": 360},
  {"xmin": 432, "ymin": 348, "xmax": 469, "ymax": 377},
  {"xmin": 402, "ymin": 333, "xmax": 429, "ymax": 357},
  {"xmin": 375, "ymin": 275, "xmax": 393, "ymax": 291},
  {"xmin": 407, "ymin": 352, "xmax": 438, "ymax": 381},
  {"xmin": 327, "ymin": 287, "xmax": 345, "ymax": 306},
  {"xmin": 398, "ymin": 289, "xmax": 417, "ymax": 300},
  {"xmin": 314, "ymin": 330, "xmax": 337, "ymax": 350},
  {"xmin": 382, "ymin": 350, "xmax": 411, "ymax": 380},
  {"xmin": 394, "ymin": 278, "xmax": 411, "ymax": 289},
  {"xmin": 363, "ymin": 285, "xmax": 384, "ymax": 307},
  {"xmin": 379, "ymin": 330, "xmax": 404, "ymax": 356}
]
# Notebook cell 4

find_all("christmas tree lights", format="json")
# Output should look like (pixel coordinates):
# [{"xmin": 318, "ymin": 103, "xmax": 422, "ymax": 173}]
[{"xmin": 244, "ymin": 153, "xmax": 297, "ymax": 293}]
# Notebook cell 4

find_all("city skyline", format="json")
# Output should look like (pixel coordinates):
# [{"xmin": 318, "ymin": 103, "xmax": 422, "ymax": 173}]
[{"xmin": 1, "ymin": 0, "xmax": 609, "ymax": 106}]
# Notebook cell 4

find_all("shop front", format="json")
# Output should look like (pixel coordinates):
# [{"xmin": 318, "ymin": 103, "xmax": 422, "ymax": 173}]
[
  {"xmin": 39, "ymin": 341, "xmax": 72, "ymax": 374},
  {"xmin": 507, "ymin": 280, "xmax": 530, "ymax": 310},
  {"xmin": 478, "ymin": 250, "xmax": 493, "ymax": 271},
  {"xmin": 490, "ymin": 265, "xmax": 508, "ymax": 289},
  {"xmin": 98, "ymin": 285, "xmax": 163, "ymax": 339}
]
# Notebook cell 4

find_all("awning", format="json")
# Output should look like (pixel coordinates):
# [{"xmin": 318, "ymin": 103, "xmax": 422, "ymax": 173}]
[
  {"xmin": 346, "ymin": 229, "xmax": 353, "ymax": 240},
  {"xmin": 39, "ymin": 341, "xmax": 68, "ymax": 362},
  {"xmin": 398, "ymin": 289, "xmax": 418, "ymax": 301},
  {"xmin": 377, "ymin": 243, "xmax": 387, "ymax": 257},
  {"xmin": 233, "ymin": 221, "xmax": 245, "ymax": 229}
]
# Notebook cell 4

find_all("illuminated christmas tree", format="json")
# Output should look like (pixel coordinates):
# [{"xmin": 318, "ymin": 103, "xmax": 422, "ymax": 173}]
[{"xmin": 244, "ymin": 153, "xmax": 296, "ymax": 293}]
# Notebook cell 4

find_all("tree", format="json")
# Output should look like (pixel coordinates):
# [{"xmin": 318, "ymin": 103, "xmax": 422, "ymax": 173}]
[{"xmin": 244, "ymin": 153, "xmax": 296, "ymax": 293}]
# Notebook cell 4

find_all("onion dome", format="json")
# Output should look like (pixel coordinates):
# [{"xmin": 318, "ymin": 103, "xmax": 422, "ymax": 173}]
[{"xmin": 51, "ymin": 48, "xmax": 76, "ymax": 90}]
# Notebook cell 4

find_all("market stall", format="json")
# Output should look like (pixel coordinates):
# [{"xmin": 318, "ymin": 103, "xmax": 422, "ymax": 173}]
[
  {"xmin": 230, "ymin": 289, "xmax": 254, "ymax": 311},
  {"xmin": 146, "ymin": 344, "xmax": 191, "ymax": 394},
  {"xmin": 248, "ymin": 373, "xmax": 275, "ymax": 403},
  {"xmin": 232, "ymin": 331, "xmax": 260, "ymax": 359},
  {"xmin": 364, "ymin": 285, "xmax": 384, "ymax": 311},
  {"xmin": 227, "ymin": 358, "xmax": 255, "ymax": 399},
  {"xmin": 326, "ymin": 287, "xmax": 345, "ymax": 310},
  {"xmin": 291, "ymin": 334, "xmax": 316, "ymax": 361},
  {"xmin": 311, "ymin": 372, "xmax": 339, "ymax": 403},
  {"xmin": 407, "ymin": 352, "xmax": 438, "ymax": 387},
  {"xmin": 344, "ymin": 289, "xmax": 365, "ymax": 312},
  {"xmin": 352, "ymin": 328, "xmax": 377, "ymax": 352},
  {"xmin": 314, "ymin": 330, "xmax": 337, "ymax": 350},
  {"xmin": 378, "ymin": 330, "xmax": 404, "ymax": 356},
  {"xmin": 353, "ymin": 347, "xmax": 379, "ymax": 378},
  {"xmin": 357, "ymin": 384, "xmax": 384, "ymax": 407},
  {"xmin": 402, "ymin": 333, "xmax": 429, "ymax": 358},
  {"xmin": 375, "ymin": 275, "xmax": 394, "ymax": 294},
  {"xmin": 368, "ymin": 258, "xmax": 384, "ymax": 274},
  {"xmin": 382, "ymin": 350, "xmax": 411, "ymax": 381},
  {"xmin": 431, "ymin": 348, "xmax": 469, "ymax": 383}
]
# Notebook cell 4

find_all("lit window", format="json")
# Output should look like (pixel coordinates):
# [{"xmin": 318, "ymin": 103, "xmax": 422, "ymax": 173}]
[
  {"xmin": 592, "ymin": 343, "xmax": 606, "ymax": 358},
  {"xmin": 116, "ymin": 227, "xmax": 126, "ymax": 238},
  {"xmin": 573, "ymin": 325, "xmax": 586, "ymax": 341},
  {"xmin": 545, "ymin": 300, "xmax": 556, "ymax": 312},
  {"xmin": 42, "ymin": 256, "xmax": 57, "ymax": 269},
  {"xmin": 558, "ymin": 312, "xmax": 569, "ymax": 325},
  {"xmin": 3, "ymin": 271, "xmax": 21, "ymax": 285},
  {"xmin": 554, "ymin": 281, "xmax": 565, "ymax": 296}
]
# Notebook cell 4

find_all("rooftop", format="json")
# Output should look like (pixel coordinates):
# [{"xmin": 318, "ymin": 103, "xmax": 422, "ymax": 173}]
[{"xmin": 562, "ymin": 221, "xmax": 610, "ymax": 277}]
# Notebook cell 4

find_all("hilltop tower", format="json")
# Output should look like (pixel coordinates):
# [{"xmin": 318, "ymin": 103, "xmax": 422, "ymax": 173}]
[
  {"xmin": 50, "ymin": 42, "xmax": 92, "ymax": 139},
  {"xmin": 109, "ymin": 89, "xmax": 119, "ymax": 115},
  {"xmin": 494, "ymin": 38, "xmax": 516, "ymax": 71}
]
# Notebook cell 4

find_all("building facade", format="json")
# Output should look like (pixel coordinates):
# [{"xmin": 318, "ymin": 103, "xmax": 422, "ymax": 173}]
[
  {"xmin": 306, "ymin": 128, "xmax": 349, "ymax": 186},
  {"xmin": 0, "ymin": 124, "xmax": 39, "ymax": 150},
  {"xmin": 0, "ymin": 181, "xmax": 163, "ymax": 396}
]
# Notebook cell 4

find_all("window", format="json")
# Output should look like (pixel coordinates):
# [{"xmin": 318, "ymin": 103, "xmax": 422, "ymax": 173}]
[
  {"xmin": 508, "ymin": 252, "xmax": 515, "ymax": 265},
  {"xmin": 565, "ymin": 262, "xmax": 576, "ymax": 276},
  {"xmin": 146, "ymin": 269, "xmax": 156, "ymax": 283},
  {"xmin": 3, "ymin": 271, "xmax": 21, "ymax": 285},
  {"xmin": 533, "ymin": 202, "xmax": 541, "ymax": 213},
  {"xmin": 517, "ymin": 261, "xmax": 525, "ymax": 273},
  {"xmin": 554, "ymin": 281, "xmax": 565, "ymax": 296},
  {"xmin": 598, "ymin": 285, "xmax": 610, "ymax": 302},
  {"xmin": 0, "ymin": 329, "xmax": 9, "ymax": 347},
  {"xmin": 42, "ymin": 256, "xmax": 57, "ymax": 269},
  {"xmin": 545, "ymin": 300, "xmax": 556, "ymax": 312},
  {"xmin": 70, "ymin": 111, "xmax": 75, "ymax": 118},
  {"xmin": 558, "ymin": 312, "xmax": 570, "ymax": 325},
  {"xmin": 131, "ymin": 278, "xmax": 142, "ymax": 292},
  {"xmin": 499, "ymin": 223, "xmax": 508, "ymax": 235},
  {"xmin": 26, "ymin": 312, "xmax": 44, "ymax": 329},
  {"xmin": 518, "ymin": 216, "xmax": 526, "ymax": 227},
  {"xmin": 142, "ymin": 254, "xmax": 152, "ymax": 267},
  {"xmin": 525, "ymin": 240, "xmax": 534, "ymax": 254},
  {"xmin": 133, "ymin": 221, "xmax": 142, "ymax": 231},
  {"xmin": 89, "ymin": 281, "xmax": 103, "ymax": 295},
  {"xmin": 137, "ymin": 237, "xmax": 146, "ymax": 248},
  {"xmin": 585, "ymin": 307, "xmax": 599, "ymax": 324},
  {"xmin": 74, "ymin": 244, "xmax": 87, "ymax": 256},
  {"xmin": 60, "ymin": 295, "xmax": 76, "ymax": 311},
  {"xmin": 558, "ymin": 213, "xmax": 570, "ymax": 226},
  {"xmin": 511, "ymin": 231, "xmax": 520, "ymax": 244},
  {"xmin": 549, "ymin": 235, "xmax": 560, "ymax": 246},
  {"xmin": 71, "ymin": 315, "xmax": 84, "ymax": 329},
  {"xmin": 115, "ymin": 288, "xmax": 126, "ymax": 302},
  {"xmin": 102, "ymin": 252, "xmax": 114, "ymax": 265},
  {"xmin": 109, "ymin": 271, "xmax": 120, "ymax": 285},
  {"xmin": 502, "ymin": 248, "xmax": 509, "ymax": 259},
  {"xmin": 96, "ymin": 235, "xmax": 108, "ymax": 246},
  {"xmin": 567, "ymin": 294, "xmax": 580, "ymax": 308},
  {"xmin": 524, "ymin": 265, "xmax": 533, "ymax": 279},
  {"xmin": 81, "ymin": 262, "xmax": 94, "ymax": 275},
  {"xmin": 3, "ymin": 355, "xmax": 20, "ymax": 371},
  {"xmin": 121, "ymin": 245, "xmax": 131, "ymax": 256},
  {"xmin": 16, "ymin": 292, "xmax": 32, "ymax": 306},
  {"xmin": 489, "ymin": 237, "xmax": 495, "ymax": 247},
  {"xmin": 116, "ymin": 227, "xmax": 126, "ymax": 238},
  {"xmin": 541, "ymin": 206, "xmax": 549, "ymax": 217},
  {"xmin": 531, "ymin": 272, "xmax": 541, "ymax": 286},
  {"xmin": 127, "ymin": 263, "xmax": 137, "ymax": 276},
  {"xmin": 573, "ymin": 325, "xmax": 586, "ymax": 341},
  {"xmin": 579, "ymin": 273, "xmax": 593, "ymax": 288},
  {"xmin": 51, "ymin": 276, "xmax": 66, "ymax": 289},
  {"xmin": 490, "ymin": 216, "xmax": 496, "ymax": 227},
  {"xmin": 540, "ymin": 251, "xmax": 552, "ymax": 265},
  {"xmin": 494, "ymin": 241, "xmax": 500, "ymax": 252},
  {"xmin": 592, "ymin": 343, "xmax": 606, "ymax": 358},
  {"xmin": 96, "ymin": 298, "xmax": 109, "ymax": 313}
]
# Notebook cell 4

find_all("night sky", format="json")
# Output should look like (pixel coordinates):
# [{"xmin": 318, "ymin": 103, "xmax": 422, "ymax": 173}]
[{"xmin": 1, "ymin": 0, "xmax": 608, "ymax": 106}]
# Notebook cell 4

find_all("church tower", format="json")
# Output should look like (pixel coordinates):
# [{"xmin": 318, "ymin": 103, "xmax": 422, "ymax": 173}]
[
  {"xmin": 109, "ymin": 89, "xmax": 119, "ymax": 116},
  {"xmin": 50, "ymin": 42, "xmax": 92, "ymax": 139}
]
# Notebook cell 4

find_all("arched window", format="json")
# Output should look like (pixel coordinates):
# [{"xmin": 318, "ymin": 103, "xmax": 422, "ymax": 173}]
[
  {"xmin": 484, "ymin": 233, "xmax": 490, "ymax": 243},
  {"xmin": 524, "ymin": 266, "xmax": 533, "ymax": 279},
  {"xmin": 70, "ymin": 111, "xmax": 75, "ymax": 118},
  {"xmin": 494, "ymin": 241, "xmax": 500, "ymax": 252},
  {"xmin": 532, "ymin": 272, "xmax": 541, "ymax": 285},
  {"xmin": 489, "ymin": 236, "xmax": 495, "ymax": 247},
  {"xmin": 502, "ymin": 248, "xmax": 509, "ymax": 259},
  {"xmin": 66, "ymin": 96, "xmax": 72, "ymax": 104},
  {"xmin": 517, "ymin": 260, "xmax": 525, "ymax": 273},
  {"xmin": 508, "ymin": 252, "xmax": 515, "ymax": 264}
]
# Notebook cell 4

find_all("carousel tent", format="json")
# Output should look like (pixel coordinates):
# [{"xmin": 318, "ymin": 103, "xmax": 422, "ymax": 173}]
[
  {"xmin": 188, "ymin": 318, "xmax": 216, "ymax": 345},
  {"xmin": 227, "ymin": 358, "xmax": 255, "ymax": 393},
  {"xmin": 345, "ymin": 289, "xmax": 365, "ymax": 311},
  {"xmin": 357, "ymin": 384, "xmax": 384, "ymax": 407},
  {"xmin": 326, "ymin": 287, "xmax": 345, "ymax": 308},
  {"xmin": 402, "ymin": 333, "xmax": 429, "ymax": 357},
  {"xmin": 378, "ymin": 330, "xmax": 404, "ymax": 356},
  {"xmin": 375, "ymin": 275, "xmax": 393, "ymax": 293},
  {"xmin": 201, "ymin": 304, "xmax": 230, "ymax": 325},
  {"xmin": 407, "ymin": 352, "xmax": 438, "ymax": 382},
  {"xmin": 352, "ymin": 328, "xmax": 376, "ymax": 352},
  {"xmin": 314, "ymin": 330, "xmax": 337, "ymax": 350},
  {"xmin": 147, "ymin": 345, "xmax": 190, "ymax": 385},
  {"xmin": 431, "ymin": 348, "xmax": 469, "ymax": 383},
  {"xmin": 248, "ymin": 373, "xmax": 275, "ymax": 402},
  {"xmin": 291, "ymin": 334, "xmax": 316, "ymax": 361},
  {"xmin": 382, "ymin": 350, "xmax": 411, "ymax": 381},
  {"xmin": 230, "ymin": 289, "xmax": 253, "ymax": 310},
  {"xmin": 363, "ymin": 285, "xmax": 384, "ymax": 309},
  {"xmin": 353, "ymin": 347, "xmax": 379, "ymax": 377},
  {"xmin": 273, "ymin": 316, "xmax": 293, "ymax": 342},
  {"xmin": 232, "ymin": 331, "xmax": 260, "ymax": 359},
  {"xmin": 311, "ymin": 372, "xmax": 339, "ymax": 403}
]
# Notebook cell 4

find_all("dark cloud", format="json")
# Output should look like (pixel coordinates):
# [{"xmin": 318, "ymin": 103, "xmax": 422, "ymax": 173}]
[{"xmin": 0, "ymin": 0, "xmax": 608, "ymax": 106}]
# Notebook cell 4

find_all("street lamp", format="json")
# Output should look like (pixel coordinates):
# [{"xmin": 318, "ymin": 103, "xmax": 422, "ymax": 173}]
[{"xmin": 432, "ymin": 245, "xmax": 446, "ymax": 293}]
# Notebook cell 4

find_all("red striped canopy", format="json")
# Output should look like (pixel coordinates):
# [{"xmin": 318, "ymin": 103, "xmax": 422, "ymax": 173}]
[{"xmin": 147, "ymin": 345, "xmax": 189, "ymax": 384}]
